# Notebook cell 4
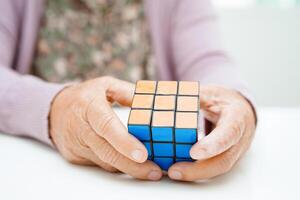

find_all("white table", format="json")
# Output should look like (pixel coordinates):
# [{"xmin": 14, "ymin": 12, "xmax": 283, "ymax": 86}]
[{"xmin": 1, "ymin": 108, "xmax": 300, "ymax": 200}]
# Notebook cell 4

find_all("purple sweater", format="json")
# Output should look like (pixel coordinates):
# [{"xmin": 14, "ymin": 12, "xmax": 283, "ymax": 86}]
[{"xmin": 0, "ymin": 0, "xmax": 253, "ymax": 146}]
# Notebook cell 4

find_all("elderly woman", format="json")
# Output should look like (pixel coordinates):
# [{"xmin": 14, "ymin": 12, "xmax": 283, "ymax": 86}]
[{"xmin": 0, "ymin": 0, "xmax": 256, "ymax": 181}]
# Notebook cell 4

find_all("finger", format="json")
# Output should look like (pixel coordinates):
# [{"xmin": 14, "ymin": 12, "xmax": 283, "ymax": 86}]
[
  {"xmin": 199, "ymin": 85, "xmax": 221, "ymax": 110},
  {"xmin": 86, "ymin": 151, "xmax": 119, "ymax": 173},
  {"xmin": 190, "ymin": 108, "xmax": 245, "ymax": 160},
  {"xmin": 168, "ymin": 141, "xmax": 242, "ymax": 181},
  {"xmin": 67, "ymin": 135, "xmax": 119, "ymax": 173},
  {"xmin": 86, "ymin": 94, "xmax": 148, "ymax": 163},
  {"xmin": 84, "ymin": 131, "xmax": 162, "ymax": 181},
  {"xmin": 101, "ymin": 77, "xmax": 135, "ymax": 107}
]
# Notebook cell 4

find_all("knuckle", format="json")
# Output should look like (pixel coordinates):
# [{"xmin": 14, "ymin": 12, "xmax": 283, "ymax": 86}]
[
  {"xmin": 100, "ymin": 162, "xmax": 119, "ymax": 173},
  {"xmin": 63, "ymin": 152, "xmax": 85, "ymax": 165},
  {"xmin": 126, "ymin": 161, "xmax": 140, "ymax": 174},
  {"xmin": 103, "ymin": 166, "xmax": 119, "ymax": 173},
  {"xmin": 229, "ymin": 122, "xmax": 242, "ymax": 138},
  {"xmin": 219, "ymin": 156, "xmax": 235, "ymax": 174},
  {"xmin": 66, "ymin": 156, "xmax": 79, "ymax": 164},
  {"xmin": 216, "ymin": 139, "xmax": 226, "ymax": 150},
  {"xmin": 100, "ymin": 76, "xmax": 115, "ymax": 83},
  {"xmin": 76, "ymin": 89, "xmax": 92, "ymax": 105},
  {"xmin": 101, "ymin": 143, "xmax": 121, "ymax": 166},
  {"xmin": 97, "ymin": 113, "xmax": 114, "ymax": 137}
]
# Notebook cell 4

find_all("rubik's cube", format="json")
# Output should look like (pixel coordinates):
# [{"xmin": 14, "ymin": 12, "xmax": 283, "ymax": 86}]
[{"xmin": 128, "ymin": 80, "xmax": 199, "ymax": 171}]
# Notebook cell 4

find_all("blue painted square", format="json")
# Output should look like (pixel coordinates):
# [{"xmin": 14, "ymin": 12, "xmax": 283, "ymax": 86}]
[
  {"xmin": 176, "ymin": 144, "xmax": 192, "ymax": 158},
  {"xmin": 152, "ymin": 127, "xmax": 173, "ymax": 142},
  {"xmin": 143, "ymin": 142, "xmax": 152, "ymax": 157},
  {"xmin": 154, "ymin": 157, "xmax": 174, "ymax": 171},
  {"xmin": 175, "ymin": 128, "xmax": 197, "ymax": 143},
  {"xmin": 176, "ymin": 158, "xmax": 193, "ymax": 162},
  {"xmin": 153, "ymin": 143, "xmax": 174, "ymax": 157},
  {"xmin": 128, "ymin": 125, "xmax": 151, "ymax": 141}
]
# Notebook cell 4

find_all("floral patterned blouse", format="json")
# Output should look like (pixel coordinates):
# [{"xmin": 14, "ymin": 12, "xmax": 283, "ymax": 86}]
[{"xmin": 33, "ymin": 0, "xmax": 155, "ymax": 83}]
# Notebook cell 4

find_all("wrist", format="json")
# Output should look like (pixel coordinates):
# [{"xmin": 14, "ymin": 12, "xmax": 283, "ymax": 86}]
[{"xmin": 48, "ymin": 84, "xmax": 73, "ymax": 148}]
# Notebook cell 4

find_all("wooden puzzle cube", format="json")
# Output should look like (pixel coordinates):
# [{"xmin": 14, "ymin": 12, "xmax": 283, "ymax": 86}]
[{"xmin": 128, "ymin": 80, "xmax": 199, "ymax": 170}]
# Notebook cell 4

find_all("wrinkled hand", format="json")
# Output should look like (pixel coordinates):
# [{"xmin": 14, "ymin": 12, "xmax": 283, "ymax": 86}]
[
  {"xmin": 50, "ymin": 76, "xmax": 162, "ymax": 181},
  {"xmin": 168, "ymin": 85, "xmax": 256, "ymax": 181}
]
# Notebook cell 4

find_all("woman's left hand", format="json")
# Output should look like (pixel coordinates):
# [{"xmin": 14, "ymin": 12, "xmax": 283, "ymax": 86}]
[{"xmin": 168, "ymin": 85, "xmax": 256, "ymax": 181}]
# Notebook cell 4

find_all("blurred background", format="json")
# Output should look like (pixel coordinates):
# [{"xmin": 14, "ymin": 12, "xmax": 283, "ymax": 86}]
[{"xmin": 212, "ymin": 0, "xmax": 300, "ymax": 107}]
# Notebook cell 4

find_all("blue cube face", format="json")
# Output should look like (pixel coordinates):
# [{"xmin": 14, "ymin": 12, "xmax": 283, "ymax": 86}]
[
  {"xmin": 175, "ymin": 128, "xmax": 197, "ymax": 143},
  {"xmin": 143, "ymin": 142, "xmax": 152, "ymax": 157},
  {"xmin": 153, "ymin": 143, "xmax": 174, "ymax": 157},
  {"xmin": 128, "ymin": 125, "xmax": 150, "ymax": 141},
  {"xmin": 152, "ymin": 127, "xmax": 173, "ymax": 142},
  {"xmin": 176, "ymin": 144, "xmax": 192, "ymax": 158},
  {"xmin": 154, "ymin": 157, "xmax": 174, "ymax": 171}
]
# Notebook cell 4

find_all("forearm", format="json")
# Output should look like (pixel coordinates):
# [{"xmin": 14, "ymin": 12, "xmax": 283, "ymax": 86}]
[{"xmin": 0, "ymin": 67, "xmax": 66, "ymax": 146}]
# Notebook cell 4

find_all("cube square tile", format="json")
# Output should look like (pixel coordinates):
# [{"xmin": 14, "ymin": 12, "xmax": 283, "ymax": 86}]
[
  {"xmin": 175, "ymin": 112, "xmax": 198, "ymax": 129},
  {"xmin": 128, "ymin": 110, "xmax": 152, "ymax": 141},
  {"xmin": 154, "ymin": 95, "xmax": 176, "ymax": 110},
  {"xmin": 153, "ymin": 143, "xmax": 174, "ymax": 157},
  {"xmin": 156, "ymin": 81, "xmax": 178, "ymax": 95},
  {"xmin": 131, "ymin": 94, "xmax": 154, "ymax": 109},
  {"xmin": 135, "ymin": 80, "xmax": 156, "ymax": 94},
  {"xmin": 152, "ymin": 127, "xmax": 173, "ymax": 142},
  {"xmin": 128, "ymin": 109, "xmax": 152, "ymax": 125},
  {"xmin": 152, "ymin": 111, "xmax": 175, "ymax": 127},
  {"xmin": 178, "ymin": 81, "xmax": 199, "ymax": 96},
  {"xmin": 175, "ymin": 128, "xmax": 197, "ymax": 143},
  {"xmin": 176, "ymin": 144, "xmax": 193, "ymax": 158},
  {"xmin": 154, "ymin": 157, "xmax": 174, "ymax": 171},
  {"xmin": 176, "ymin": 96, "xmax": 199, "ymax": 112},
  {"xmin": 128, "ymin": 125, "xmax": 151, "ymax": 141},
  {"xmin": 127, "ymin": 128, "xmax": 150, "ymax": 137}
]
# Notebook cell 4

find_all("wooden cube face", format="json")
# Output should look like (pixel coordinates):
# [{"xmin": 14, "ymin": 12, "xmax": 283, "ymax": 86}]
[
  {"xmin": 135, "ymin": 80, "xmax": 156, "ymax": 94},
  {"xmin": 154, "ymin": 95, "xmax": 176, "ymax": 110},
  {"xmin": 176, "ymin": 96, "xmax": 199, "ymax": 112},
  {"xmin": 178, "ymin": 81, "xmax": 199, "ymax": 96},
  {"xmin": 156, "ymin": 81, "xmax": 178, "ymax": 95},
  {"xmin": 131, "ymin": 94, "xmax": 154, "ymax": 109}
]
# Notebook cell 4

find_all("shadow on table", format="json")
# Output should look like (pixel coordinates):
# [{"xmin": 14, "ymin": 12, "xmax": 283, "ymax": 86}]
[
  {"xmin": 73, "ymin": 156, "xmax": 249, "ymax": 189},
  {"xmin": 11, "ymin": 134, "xmax": 252, "ymax": 190}
]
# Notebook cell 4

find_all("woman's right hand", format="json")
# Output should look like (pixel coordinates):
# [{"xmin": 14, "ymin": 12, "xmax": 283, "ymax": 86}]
[{"xmin": 49, "ymin": 76, "xmax": 162, "ymax": 181}]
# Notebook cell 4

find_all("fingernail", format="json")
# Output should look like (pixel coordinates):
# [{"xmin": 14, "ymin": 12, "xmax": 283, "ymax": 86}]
[
  {"xmin": 131, "ymin": 149, "xmax": 144, "ymax": 161},
  {"xmin": 169, "ymin": 170, "xmax": 182, "ymax": 180},
  {"xmin": 148, "ymin": 170, "xmax": 161, "ymax": 181}
]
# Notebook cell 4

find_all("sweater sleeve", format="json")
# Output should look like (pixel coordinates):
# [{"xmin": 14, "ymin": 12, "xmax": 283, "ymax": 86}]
[
  {"xmin": 0, "ymin": 67, "xmax": 65, "ymax": 146},
  {"xmin": 170, "ymin": 0, "xmax": 255, "ymax": 105},
  {"xmin": 0, "ymin": 0, "xmax": 65, "ymax": 146}
]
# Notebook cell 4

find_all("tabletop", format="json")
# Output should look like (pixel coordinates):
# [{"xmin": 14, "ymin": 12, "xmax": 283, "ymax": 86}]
[{"xmin": 1, "ymin": 107, "xmax": 300, "ymax": 200}]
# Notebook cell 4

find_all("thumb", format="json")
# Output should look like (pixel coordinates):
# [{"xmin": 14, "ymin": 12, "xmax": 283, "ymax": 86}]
[{"xmin": 102, "ymin": 77, "xmax": 135, "ymax": 107}]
